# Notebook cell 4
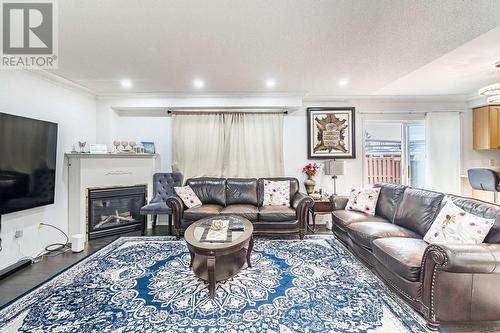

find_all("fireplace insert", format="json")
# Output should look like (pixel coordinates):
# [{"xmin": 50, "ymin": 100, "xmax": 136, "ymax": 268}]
[{"xmin": 87, "ymin": 185, "xmax": 146, "ymax": 239}]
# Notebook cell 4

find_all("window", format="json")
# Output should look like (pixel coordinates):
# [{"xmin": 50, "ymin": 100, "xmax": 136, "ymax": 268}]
[{"xmin": 364, "ymin": 121, "xmax": 425, "ymax": 187}]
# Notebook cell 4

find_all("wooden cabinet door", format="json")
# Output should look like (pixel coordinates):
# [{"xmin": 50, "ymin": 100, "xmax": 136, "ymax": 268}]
[
  {"xmin": 489, "ymin": 106, "xmax": 500, "ymax": 149},
  {"xmin": 473, "ymin": 106, "xmax": 490, "ymax": 149}
]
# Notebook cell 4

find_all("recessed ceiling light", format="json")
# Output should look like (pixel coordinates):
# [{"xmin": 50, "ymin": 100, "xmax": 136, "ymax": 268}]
[
  {"xmin": 193, "ymin": 78, "xmax": 205, "ymax": 89},
  {"xmin": 338, "ymin": 79, "xmax": 349, "ymax": 86},
  {"xmin": 266, "ymin": 79, "xmax": 277, "ymax": 89},
  {"xmin": 121, "ymin": 79, "xmax": 133, "ymax": 88}
]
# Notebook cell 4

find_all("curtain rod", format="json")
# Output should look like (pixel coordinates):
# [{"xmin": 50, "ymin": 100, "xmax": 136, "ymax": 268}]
[{"xmin": 167, "ymin": 110, "xmax": 288, "ymax": 114}]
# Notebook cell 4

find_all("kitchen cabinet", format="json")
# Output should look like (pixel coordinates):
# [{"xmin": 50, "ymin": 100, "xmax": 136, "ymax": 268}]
[{"xmin": 473, "ymin": 105, "xmax": 500, "ymax": 150}]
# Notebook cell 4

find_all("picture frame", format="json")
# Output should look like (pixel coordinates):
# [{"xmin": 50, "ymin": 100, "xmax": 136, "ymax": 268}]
[
  {"xmin": 141, "ymin": 141, "xmax": 156, "ymax": 154},
  {"xmin": 307, "ymin": 107, "xmax": 356, "ymax": 159},
  {"xmin": 88, "ymin": 143, "xmax": 108, "ymax": 154}
]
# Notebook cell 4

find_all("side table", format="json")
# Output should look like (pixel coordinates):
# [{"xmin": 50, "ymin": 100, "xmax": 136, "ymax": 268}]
[{"xmin": 307, "ymin": 197, "xmax": 333, "ymax": 233}]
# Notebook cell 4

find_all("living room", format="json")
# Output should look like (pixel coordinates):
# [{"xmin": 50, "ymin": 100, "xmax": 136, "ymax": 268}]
[{"xmin": 0, "ymin": 1, "xmax": 500, "ymax": 332}]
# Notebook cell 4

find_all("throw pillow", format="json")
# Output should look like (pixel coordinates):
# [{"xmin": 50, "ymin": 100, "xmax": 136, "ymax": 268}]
[
  {"xmin": 345, "ymin": 187, "xmax": 381, "ymax": 216},
  {"xmin": 424, "ymin": 199, "xmax": 495, "ymax": 244},
  {"xmin": 263, "ymin": 180, "xmax": 290, "ymax": 206},
  {"xmin": 174, "ymin": 186, "xmax": 202, "ymax": 208}
]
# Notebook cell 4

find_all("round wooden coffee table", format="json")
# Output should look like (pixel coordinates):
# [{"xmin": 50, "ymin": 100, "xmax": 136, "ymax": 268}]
[{"xmin": 184, "ymin": 215, "xmax": 254, "ymax": 298}]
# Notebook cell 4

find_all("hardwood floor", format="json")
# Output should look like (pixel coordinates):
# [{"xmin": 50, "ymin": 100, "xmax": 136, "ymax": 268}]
[{"xmin": 0, "ymin": 224, "xmax": 498, "ymax": 332}]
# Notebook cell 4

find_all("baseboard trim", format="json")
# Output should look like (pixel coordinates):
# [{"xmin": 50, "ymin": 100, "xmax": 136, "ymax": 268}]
[{"xmin": 0, "ymin": 259, "xmax": 32, "ymax": 280}]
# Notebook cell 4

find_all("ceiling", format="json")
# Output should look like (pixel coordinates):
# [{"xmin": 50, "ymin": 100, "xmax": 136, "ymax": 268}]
[{"xmin": 52, "ymin": 0, "xmax": 500, "ymax": 96}]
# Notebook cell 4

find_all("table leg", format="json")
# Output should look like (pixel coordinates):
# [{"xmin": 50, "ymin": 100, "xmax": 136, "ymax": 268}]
[
  {"xmin": 207, "ymin": 255, "xmax": 216, "ymax": 299},
  {"xmin": 247, "ymin": 237, "xmax": 254, "ymax": 268},
  {"xmin": 311, "ymin": 212, "xmax": 317, "ymax": 233},
  {"xmin": 189, "ymin": 250, "xmax": 194, "ymax": 268}
]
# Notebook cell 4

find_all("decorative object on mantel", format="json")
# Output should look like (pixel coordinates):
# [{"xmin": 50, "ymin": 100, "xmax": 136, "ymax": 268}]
[
  {"xmin": 134, "ymin": 144, "xmax": 145, "ymax": 154},
  {"xmin": 307, "ymin": 107, "xmax": 356, "ymax": 159},
  {"xmin": 113, "ymin": 140, "xmax": 121, "ymax": 152},
  {"xmin": 78, "ymin": 141, "xmax": 87, "ymax": 153},
  {"xmin": 142, "ymin": 141, "xmax": 156, "ymax": 154},
  {"xmin": 89, "ymin": 144, "xmax": 108, "ymax": 154},
  {"xmin": 302, "ymin": 162, "xmax": 321, "ymax": 194},
  {"xmin": 478, "ymin": 61, "xmax": 500, "ymax": 104},
  {"xmin": 111, "ymin": 140, "xmax": 146, "ymax": 154},
  {"xmin": 324, "ymin": 159, "xmax": 345, "ymax": 195}
]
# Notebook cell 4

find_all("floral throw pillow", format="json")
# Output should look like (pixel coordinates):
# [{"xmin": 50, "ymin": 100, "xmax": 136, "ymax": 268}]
[
  {"xmin": 424, "ymin": 200, "xmax": 495, "ymax": 244},
  {"xmin": 174, "ymin": 186, "xmax": 202, "ymax": 209},
  {"xmin": 345, "ymin": 187, "xmax": 381, "ymax": 216},
  {"xmin": 263, "ymin": 180, "xmax": 290, "ymax": 207}
]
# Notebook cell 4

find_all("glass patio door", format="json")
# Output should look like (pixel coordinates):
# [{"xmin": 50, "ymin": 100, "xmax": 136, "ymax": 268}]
[{"xmin": 364, "ymin": 121, "xmax": 425, "ymax": 187}]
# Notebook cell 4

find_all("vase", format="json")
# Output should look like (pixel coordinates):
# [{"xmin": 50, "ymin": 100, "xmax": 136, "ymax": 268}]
[{"xmin": 304, "ymin": 174, "xmax": 316, "ymax": 194}]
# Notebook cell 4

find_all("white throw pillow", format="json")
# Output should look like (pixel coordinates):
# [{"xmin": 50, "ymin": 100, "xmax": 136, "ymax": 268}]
[
  {"xmin": 345, "ymin": 187, "xmax": 381, "ymax": 216},
  {"xmin": 424, "ymin": 200, "xmax": 495, "ymax": 244},
  {"xmin": 174, "ymin": 185, "xmax": 202, "ymax": 209},
  {"xmin": 263, "ymin": 180, "xmax": 290, "ymax": 207}
]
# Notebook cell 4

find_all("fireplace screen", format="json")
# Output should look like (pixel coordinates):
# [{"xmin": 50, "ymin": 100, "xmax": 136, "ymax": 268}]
[{"xmin": 87, "ymin": 185, "xmax": 146, "ymax": 239}]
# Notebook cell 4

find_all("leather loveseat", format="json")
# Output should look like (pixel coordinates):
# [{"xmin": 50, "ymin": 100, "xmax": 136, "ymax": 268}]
[
  {"xmin": 167, "ymin": 177, "xmax": 313, "ymax": 239},
  {"xmin": 331, "ymin": 183, "xmax": 500, "ymax": 330}
]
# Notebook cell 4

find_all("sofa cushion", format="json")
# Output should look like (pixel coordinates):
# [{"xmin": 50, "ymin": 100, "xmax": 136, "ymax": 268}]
[
  {"xmin": 373, "ymin": 183, "xmax": 407, "ymax": 222},
  {"xmin": 259, "ymin": 205, "xmax": 296, "ymax": 222},
  {"xmin": 263, "ymin": 180, "xmax": 290, "ymax": 207},
  {"xmin": 345, "ymin": 187, "xmax": 381, "ymax": 215},
  {"xmin": 184, "ymin": 204, "xmax": 223, "ymax": 221},
  {"xmin": 332, "ymin": 210, "xmax": 389, "ymax": 230},
  {"xmin": 372, "ymin": 238, "xmax": 428, "ymax": 282},
  {"xmin": 258, "ymin": 178, "xmax": 299, "ymax": 206},
  {"xmin": 226, "ymin": 178, "xmax": 258, "ymax": 206},
  {"xmin": 447, "ymin": 195, "xmax": 500, "ymax": 244},
  {"xmin": 220, "ymin": 204, "xmax": 258, "ymax": 221},
  {"xmin": 347, "ymin": 222, "xmax": 421, "ymax": 249},
  {"xmin": 394, "ymin": 188, "xmax": 444, "ymax": 236},
  {"xmin": 174, "ymin": 185, "xmax": 202, "ymax": 208},
  {"xmin": 424, "ymin": 199, "xmax": 495, "ymax": 245},
  {"xmin": 185, "ymin": 178, "xmax": 226, "ymax": 206}
]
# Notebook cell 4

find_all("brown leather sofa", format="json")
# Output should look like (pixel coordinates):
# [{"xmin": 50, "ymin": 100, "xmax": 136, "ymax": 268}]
[
  {"xmin": 331, "ymin": 183, "xmax": 500, "ymax": 330},
  {"xmin": 167, "ymin": 177, "xmax": 313, "ymax": 239}
]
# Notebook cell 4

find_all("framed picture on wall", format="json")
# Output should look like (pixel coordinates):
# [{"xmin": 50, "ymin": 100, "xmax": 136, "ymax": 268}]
[{"xmin": 307, "ymin": 107, "xmax": 356, "ymax": 159}]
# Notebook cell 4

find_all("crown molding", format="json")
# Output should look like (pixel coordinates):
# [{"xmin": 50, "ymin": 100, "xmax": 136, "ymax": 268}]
[
  {"xmin": 96, "ymin": 91, "xmax": 307, "ymax": 100},
  {"xmin": 302, "ymin": 94, "xmax": 469, "ymax": 103},
  {"xmin": 24, "ymin": 70, "xmax": 96, "ymax": 96}
]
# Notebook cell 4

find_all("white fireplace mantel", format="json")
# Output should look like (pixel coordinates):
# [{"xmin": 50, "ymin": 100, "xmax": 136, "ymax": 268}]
[{"xmin": 66, "ymin": 153, "xmax": 160, "ymax": 242}]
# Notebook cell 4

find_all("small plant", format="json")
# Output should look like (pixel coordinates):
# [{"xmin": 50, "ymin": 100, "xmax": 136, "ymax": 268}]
[{"xmin": 302, "ymin": 162, "xmax": 321, "ymax": 176}]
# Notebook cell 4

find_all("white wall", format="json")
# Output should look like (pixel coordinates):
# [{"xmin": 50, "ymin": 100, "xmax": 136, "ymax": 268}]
[
  {"xmin": 0, "ymin": 71, "xmax": 96, "ymax": 270},
  {"xmin": 95, "ymin": 95, "xmax": 469, "ymax": 199}
]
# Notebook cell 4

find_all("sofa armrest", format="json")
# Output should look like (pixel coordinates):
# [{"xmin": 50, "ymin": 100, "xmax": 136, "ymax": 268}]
[
  {"xmin": 166, "ymin": 196, "xmax": 184, "ymax": 230},
  {"xmin": 330, "ymin": 195, "xmax": 349, "ymax": 210},
  {"xmin": 292, "ymin": 192, "xmax": 312, "ymax": 210},
  {"xmin": 292, "ymin": 192, "xmax": 314, "ymax": 237},
  {"xmin": 423, "ymin": 243, "xmax": 500, "ymax": 274},
  {"xmin": 420, "ymin": 243, "xmax": 500, "ymax": 326}
]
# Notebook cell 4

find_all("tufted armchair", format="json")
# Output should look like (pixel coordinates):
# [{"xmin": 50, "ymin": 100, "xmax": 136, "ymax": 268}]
[{"xmin": 140, "ymin": 172, "xmax": 183, "ymax": 235}]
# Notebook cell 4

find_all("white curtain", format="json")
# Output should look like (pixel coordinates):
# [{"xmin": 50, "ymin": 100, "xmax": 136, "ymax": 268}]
[
  {"xmin": 424, "ymin": 112, "xmax": 461, "ymax": 194},
  {"xmin": 172, "ymin": 112, "xmax": 284, "ymax": 180}
]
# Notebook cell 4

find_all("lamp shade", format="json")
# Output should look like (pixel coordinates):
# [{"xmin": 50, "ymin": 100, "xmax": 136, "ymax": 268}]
[{"xmin": 324, "ymin": 160, "xmax": 345, "ymax": 176}]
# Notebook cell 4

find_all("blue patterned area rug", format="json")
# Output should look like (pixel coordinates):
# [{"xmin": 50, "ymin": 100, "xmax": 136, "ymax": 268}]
[{"xmin": 0, "ymin": 236, "xmax": 432, "ymax": 333}]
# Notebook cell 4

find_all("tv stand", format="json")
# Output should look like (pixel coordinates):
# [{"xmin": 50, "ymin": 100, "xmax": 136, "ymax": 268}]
[{"xmin": 0, "ymin": 215, "xmax": 33, "ymax": 280}]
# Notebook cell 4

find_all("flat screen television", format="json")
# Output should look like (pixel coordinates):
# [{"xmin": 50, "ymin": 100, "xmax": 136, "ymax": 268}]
[{"xmin": 0, "ymin": 112, "xmax": 58, "ymax": 215}]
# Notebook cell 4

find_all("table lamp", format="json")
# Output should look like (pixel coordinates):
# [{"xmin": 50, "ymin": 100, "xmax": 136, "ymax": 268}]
[{"xmin": 324, "ymin": 159, "xmax": 345, "ymax": 195}]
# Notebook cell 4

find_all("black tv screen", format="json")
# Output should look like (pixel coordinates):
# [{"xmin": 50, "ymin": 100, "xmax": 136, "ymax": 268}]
[{"xmin": 0, "ymin": 113, "xmax": 58, "ymax": 215}]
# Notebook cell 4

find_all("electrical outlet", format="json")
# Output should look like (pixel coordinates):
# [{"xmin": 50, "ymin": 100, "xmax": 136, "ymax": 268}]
[{"xmin": 14, "ymin": 229, "xmax": 23, "ymax": 238}]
